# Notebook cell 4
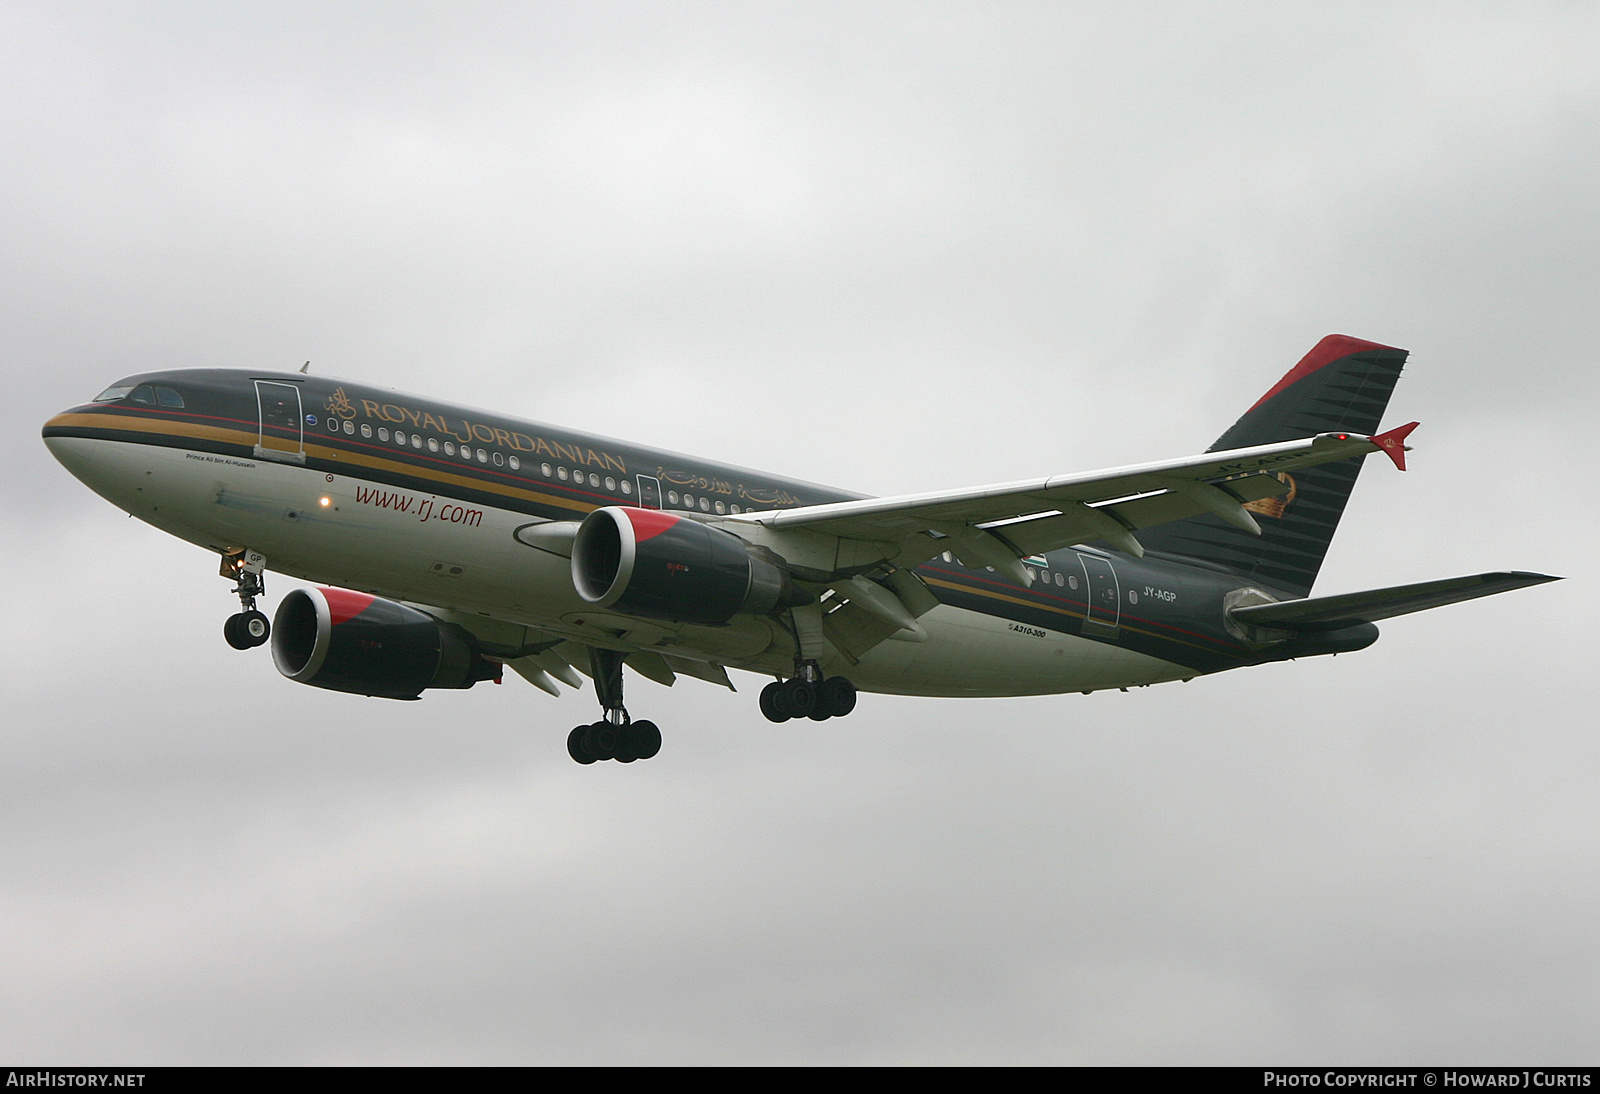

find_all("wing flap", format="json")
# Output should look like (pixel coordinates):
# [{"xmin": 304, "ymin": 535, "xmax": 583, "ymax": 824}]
[
  {"xmin": 1228, "ymin": 571, "xmax": 1561, "ymax": 631},
  {"xmin": 661, "ymin": 655, "xmax": 737, "ymax": 691}
]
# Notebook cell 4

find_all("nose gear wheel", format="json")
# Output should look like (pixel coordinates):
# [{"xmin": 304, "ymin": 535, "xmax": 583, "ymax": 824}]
[{"xmin": 224, "ymin": 609, "xmax": 271, "ymax": 650}]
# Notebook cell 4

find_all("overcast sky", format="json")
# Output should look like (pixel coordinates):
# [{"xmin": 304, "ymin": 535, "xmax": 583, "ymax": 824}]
[{"xmin": 3, "ymin": 1, "xmax": 1597, "ymax": 1064}]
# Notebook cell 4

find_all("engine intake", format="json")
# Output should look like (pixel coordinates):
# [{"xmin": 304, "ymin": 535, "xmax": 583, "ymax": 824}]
[
  {"xmin": 572, "ymin": 507, "xmax": 795, "ymax": 625},
  {"xmin": 271, "ymin": 587, "xmax": 501, "ymax": 699}
]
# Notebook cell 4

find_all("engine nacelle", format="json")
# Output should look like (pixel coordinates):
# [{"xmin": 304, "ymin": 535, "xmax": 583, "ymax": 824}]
[
  {"xmin": 571, "ymin": 506, "xmax": 795, "ymax": 625},
  {"xmin": 271, "ymin": 587, "xmax": 501, "ymax": 700}
]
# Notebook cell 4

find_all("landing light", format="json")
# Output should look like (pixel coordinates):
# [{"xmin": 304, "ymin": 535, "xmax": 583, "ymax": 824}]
[{"xmin": 319, "ymin": 497, "xmax": 331, "ymax": 507}]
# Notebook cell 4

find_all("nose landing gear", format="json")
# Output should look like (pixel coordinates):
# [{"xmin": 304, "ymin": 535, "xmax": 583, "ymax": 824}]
[{"xmin": 220, "ymin": 547, "xmax": 271, "ymax": 650}]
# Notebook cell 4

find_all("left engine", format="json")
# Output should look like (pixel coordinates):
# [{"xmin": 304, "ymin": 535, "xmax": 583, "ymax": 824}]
[
  {"xmin": 571, "ymin": 506, "xmax": 799, "ymax": 625},
  {"xmin": 271, "ymin": 587, "xmax": 501, "ymax": 700}
]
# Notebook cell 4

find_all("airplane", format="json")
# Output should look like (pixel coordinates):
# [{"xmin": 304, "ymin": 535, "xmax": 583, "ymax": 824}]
[{"xmin": 42, "ymin": 334, "xmax": 1558, "ymax": 765}]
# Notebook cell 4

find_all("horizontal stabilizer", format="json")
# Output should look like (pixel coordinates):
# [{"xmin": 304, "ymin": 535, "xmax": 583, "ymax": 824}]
[{"xmin": 1229, "ymin": 571, "xmax": 1561, "ymax": 631}]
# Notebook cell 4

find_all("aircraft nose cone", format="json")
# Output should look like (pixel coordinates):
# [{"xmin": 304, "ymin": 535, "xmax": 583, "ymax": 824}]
[
  {"xmin": 42, "ymin": 409, "xmax": 87, "ymax": 462},
  {"xmin": 42, "ymin": 408, "xmax": 123, "ymax": 495}
]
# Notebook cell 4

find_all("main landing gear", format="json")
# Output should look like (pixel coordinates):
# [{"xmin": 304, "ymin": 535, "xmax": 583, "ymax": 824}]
[
  {"xmin": 760, "ymin": 603, "xmax": 859, "ymax": 722},
  {"xmin": 567, "ymin": 647, "xmax": 663, "ymax": 765},
  {"xmin": 220, "ymin": 547, "xmax": 271, "ymax": 650},
  {"xmin": 759, "ymin": 660, "xmax": 857, "ymax": 723}
]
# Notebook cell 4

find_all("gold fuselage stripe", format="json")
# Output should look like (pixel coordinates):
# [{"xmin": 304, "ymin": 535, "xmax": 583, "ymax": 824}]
[{"xmin": 47, "ymin": 410, "xmax": 597, "ymax": 515}]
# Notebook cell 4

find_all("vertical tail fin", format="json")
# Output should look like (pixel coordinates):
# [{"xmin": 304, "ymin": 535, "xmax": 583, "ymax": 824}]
[{"xmin": 1137, "ymin": 335, "xmax": 1409, "ymax": 598}]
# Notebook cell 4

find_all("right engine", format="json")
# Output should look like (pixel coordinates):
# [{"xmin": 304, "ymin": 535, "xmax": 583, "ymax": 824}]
[{"xmin": 271, "ymin": 587, "xmax": 501, "ymax": 700}]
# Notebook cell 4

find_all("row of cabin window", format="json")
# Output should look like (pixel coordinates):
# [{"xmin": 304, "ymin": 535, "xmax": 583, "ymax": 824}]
[
  {"xmin": 937, "ymin": 550, "xmax": 1082, "ymax": 590},
  {"xmin": 320, "ymin": 416, "xmax": 745, "ymax": 513},
  {"xmin": 326, "ymin": 416, "xmax": 510, "ymax": 467},
  {"xmin": 664, "ymin": 490, "xmax": 737, "ymax": 514}
]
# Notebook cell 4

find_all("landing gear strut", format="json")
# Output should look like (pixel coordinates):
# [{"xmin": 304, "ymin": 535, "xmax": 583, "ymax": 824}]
[
  {"xmin": 566, "ymin": 647, "xmax": 663, "ymax": 765},
  {"xmin": 220, "ymin": 548, "xmax": 270, "ymax": 650}
]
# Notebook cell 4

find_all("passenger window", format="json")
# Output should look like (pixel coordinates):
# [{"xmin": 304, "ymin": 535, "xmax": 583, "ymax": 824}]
[
  {"xmin": 699, "ymin": 497, "xmax": 710, "ymax": 512},
  {"xmin": 130, "ymin": 385, "xmax": 156, "ymax": 405},
  {"xmin": 493, "ymin": 452, "xmax": 504, "ymax": 466},
  {"xmin": 155, "ymin": 386, "xmax": 185, "ymax": 408},
  {"xmin": 667, "ymin": 490, "xmax": 679, "ymax": 504},
  {"xmin": 360, "ymin": 424, "xmax": 372, "ymax": 438},
  {"xmin": 714, "ymin": 501, "xmax": 725, "ymax": 514},
  {"xmin": 414, "ymin": 436, "xmax": 424, "ymax": 449},
  {"xmin": 380, "ymin": 428, "xmax": 390, "ymax": 441},
  {"xmin": 604, "ymin": 476, "xmax": 616, "ymax": 491},
  {"xmin": 343, "ymin": 421, "xmax": 355, "ymax": 435},
  {"xmin": 558, "ymin": 467, "xmax": 569, "ymax": 480},
  {"xmin": 428, "ymin": 438, "xmax": 440, "ymax": 453},
  {"xmin": 475, "ymin": 448, "xmax": 487, "ymax": 462},
  {"xmin": 541, "ymin": 463, "xmax": 552, "ymax": 477},
  {"xmin": 620, "ymin": 480, "xmax": 632, "ymax": 494},
  {"xmin": 509, "ymin": 456, "xmax": 520, "ymax": 470}
]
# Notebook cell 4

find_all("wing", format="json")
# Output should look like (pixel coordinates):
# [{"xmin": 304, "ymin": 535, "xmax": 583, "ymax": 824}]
[{"xmin": 726, "ymin": 426, "xmax": 1417, "ymax": 584}]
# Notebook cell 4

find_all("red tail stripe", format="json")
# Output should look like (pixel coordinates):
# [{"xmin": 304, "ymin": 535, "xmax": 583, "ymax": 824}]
[{"xmin": 1247, "ymin": 334, "xmax": 1401, "ymax": 413}]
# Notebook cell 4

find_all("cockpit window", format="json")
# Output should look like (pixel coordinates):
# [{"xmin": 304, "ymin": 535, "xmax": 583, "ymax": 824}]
[{"xmin": 93, "ymin": 383, "xmax": 183, "ymax": 408}]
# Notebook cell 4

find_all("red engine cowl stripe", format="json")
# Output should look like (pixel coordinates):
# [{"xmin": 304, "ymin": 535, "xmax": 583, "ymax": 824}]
[
  {"xmin": 622, "ymin": 507, "xmax": 681, "ymax": 544},
  {"xmin": 320, "ymin": 587, "xmax": 378, "ymax": 625}
]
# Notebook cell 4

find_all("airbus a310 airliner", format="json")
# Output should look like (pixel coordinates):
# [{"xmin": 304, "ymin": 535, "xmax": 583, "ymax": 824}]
[{"xmin": 43, "ymin": 335, "xmax": 1557, "ymax": 764}]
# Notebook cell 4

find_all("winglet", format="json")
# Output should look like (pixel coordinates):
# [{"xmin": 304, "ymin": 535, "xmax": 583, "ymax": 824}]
[{"xmin": 1369, "ymin": 421, "xmax": 1419, "ymax": 471}]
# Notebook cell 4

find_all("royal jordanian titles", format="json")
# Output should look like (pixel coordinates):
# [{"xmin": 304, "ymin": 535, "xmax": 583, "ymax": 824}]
[{"xmin": 43, "ymin": 335, "xmax": 1558, "ymax": 764}]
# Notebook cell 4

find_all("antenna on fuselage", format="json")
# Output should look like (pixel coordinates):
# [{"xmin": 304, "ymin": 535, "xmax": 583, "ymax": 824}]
[{"xmin": 299, "ymin": 361, "xmax": 310, "ymax": 374}]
